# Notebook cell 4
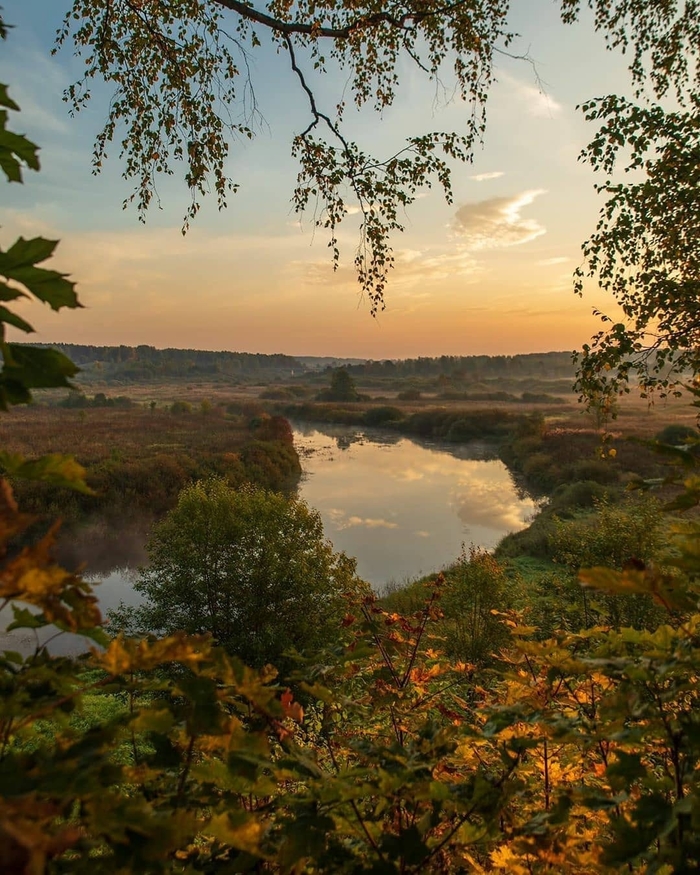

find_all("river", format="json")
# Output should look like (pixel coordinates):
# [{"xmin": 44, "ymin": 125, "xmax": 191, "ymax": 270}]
[
  {"xmin": 1, "ymin": 422, "xmax": 536, "ymax": 653},
  {"xmin": 293, "ymin": 422, "xmax": 537, "ymax": 588}
]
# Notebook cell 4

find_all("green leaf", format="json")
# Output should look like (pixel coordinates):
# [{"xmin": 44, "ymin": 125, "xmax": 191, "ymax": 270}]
[
  {"xmin": 0, "ymin": 282, "xmax": 28, "ymax": 303},
  {"xmin": 0, "ymin": 342, "xmax": 79, "ymax": 408},
  {"xmin": 8, "ymin": 605, "xmax": 47, "ymax": 631},
  {"xmin": 3, "ymin": 343, "xmax": 78, "ymax": 385},
  {"xmin": 606, "ymin": 751, "xmax": 647, "ymax": 791},
  {"xmin": 0, "ymin": 305, "xmax": 34, "ymax": 334},
  {"xmin": 0, "ymin": 108, "xmax": 40, "ymax": 183},
  {"xmin": 0, "ymin": 237, "xmax": 79, "ymax": 310},
  {"xmin": 0, "ymin": 451, "xmax": 93, "ymax": 494},
  {"xmin": 0, "ymin": 374, "xmax": 31, "ymax": 408},
  {"xmin": 0, "ymin": 84, "xmax": 20, "ymax": 112}
]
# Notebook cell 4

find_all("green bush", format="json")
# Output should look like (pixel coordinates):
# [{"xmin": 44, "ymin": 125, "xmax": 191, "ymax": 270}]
[
  {"xmin": 112, "ymin": 478, "xmax": 366, "ymax": 670},
  {"xmin": 520, "ymin": 391, "xmax": 563, "ymax": 403},
  {"xmin": 363, "ymin": 405, "xmax": 404, "ymax": 426},
  {"xmin": 441, "ymin": 547, "xmax": 514, "ymax": 665},
  {"xmin": 521, "ymin": 452, "xmax": 560, "ymax": 491},
  {"xmin": 397, "ymin": 388, "xmax": 421, "ymax": 401},
  {"xmin": 656, "ymin": 423, "xmax": 698, "ymax": 445},
  {"xmin": 550, "ymin": 497, "xmax": 666, "ymax": 629},
  {"xmin": 561, "ymin": 458, "xmax": 619, "ymax": 485},
  {"xmin": 549, "ymin": 480, "xmax": 613, "ymax": 513}
]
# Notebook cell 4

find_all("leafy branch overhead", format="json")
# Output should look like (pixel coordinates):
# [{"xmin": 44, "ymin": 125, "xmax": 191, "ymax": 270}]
[
  {"xmin": 58, "ymin": 0, "xmax": 700, "ymax": 329},
  {"xmin": 0, "ymin": 62, "xmax": 81, "ymax": 409},
  {"xmin": 0, "ymin": 19, "xmax": 89, "ymax": 491}
]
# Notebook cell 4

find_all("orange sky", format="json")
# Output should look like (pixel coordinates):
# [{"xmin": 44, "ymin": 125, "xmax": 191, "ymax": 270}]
[{"xmin": 0, "ymin": 0, "xmax": 633, "ymax": 358}]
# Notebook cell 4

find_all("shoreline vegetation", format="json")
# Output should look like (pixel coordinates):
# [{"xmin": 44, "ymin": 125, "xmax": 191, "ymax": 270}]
[
  {"xmin": 0, "ymin": 402, "xmax": 301, "ymax": 526},
  {"xmin": 2, "ymin": 363, "xmax": 694, "ymax": 585},
  {"xmin": 3, "ymin": 346, "xmax": 697, "ymax": 613}
]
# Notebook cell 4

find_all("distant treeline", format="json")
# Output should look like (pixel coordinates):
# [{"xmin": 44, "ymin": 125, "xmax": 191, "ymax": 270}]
[
  {"xmin": 31, "ymin": 344, "xmax": 576, "ymax": 385},
  {"xmin": 336, "ymin": 351, "xmax": 575, "ymax": 380},
  {"xmin": 32, "ymin": 344, "xmax": 305, "ymax": 383}
]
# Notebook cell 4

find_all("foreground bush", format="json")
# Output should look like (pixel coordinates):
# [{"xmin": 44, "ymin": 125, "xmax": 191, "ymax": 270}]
[{"xmin": 4, "ymin": 474, "xmax": 700, "ymax": 872}]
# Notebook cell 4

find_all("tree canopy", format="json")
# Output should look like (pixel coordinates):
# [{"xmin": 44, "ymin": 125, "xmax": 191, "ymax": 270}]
[
  {"xmin": 317, "ymin": 367, "xmax": 361, "ymax": 402},
  {"xmin": 115, "ymin": 478, "xmax": 366, "ymax": 669}
]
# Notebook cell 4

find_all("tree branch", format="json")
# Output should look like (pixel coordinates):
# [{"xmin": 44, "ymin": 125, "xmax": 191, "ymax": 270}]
[
  {"xmin": 214, "ymin": 0, "xmax": 417, "ymax": 39},
  {"xmin": 212, "ymin": 0, "xmax": 482, "ymax": 40}
]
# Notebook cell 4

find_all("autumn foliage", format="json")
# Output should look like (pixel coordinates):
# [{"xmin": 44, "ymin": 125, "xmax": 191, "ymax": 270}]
[{"xmin": 4, "ymin": 471, "xmax": 700, "ymax": 874}]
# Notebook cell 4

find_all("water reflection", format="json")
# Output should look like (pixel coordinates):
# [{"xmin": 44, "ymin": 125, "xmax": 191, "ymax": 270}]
[
  {"xmin": 2, "ymin": 422, "xmax": 537, "ymax": 653},
  {"xmin": 293, "ymin": 422, "xmax": 537, "ymax": 588}
]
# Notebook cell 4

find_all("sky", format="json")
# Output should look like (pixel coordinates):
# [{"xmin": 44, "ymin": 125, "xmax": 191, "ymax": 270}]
[{"xmin": 0, "ymin": 0, "xmax": 638, "ymax": 358}]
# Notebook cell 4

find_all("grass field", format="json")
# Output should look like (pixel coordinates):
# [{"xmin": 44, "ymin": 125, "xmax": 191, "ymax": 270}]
[
  {"xmin": 0, "ymin": 403, "xmax": 302, "ymax": 523},
  {"xmin": 0, "ymin": 405, "xmax": 253, "ymax": 463}
]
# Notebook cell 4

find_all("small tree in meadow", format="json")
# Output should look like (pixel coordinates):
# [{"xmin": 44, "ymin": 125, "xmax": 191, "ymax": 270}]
[
  {"xmin": 318, "ymin": 368, "xmax": 360, "ymax": 402},
  {"xmin": 113, "ymin": 478, "xmax": 366, "ymax": 671},
  {"xmin": 441, "ymin": 546, "xmax": 513, "ymax": 666}
]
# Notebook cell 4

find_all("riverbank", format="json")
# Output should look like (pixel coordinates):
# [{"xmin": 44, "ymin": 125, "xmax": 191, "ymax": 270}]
[{"xmin": 0, "ymin": 405, "xmax": 301, "ymax": 524}]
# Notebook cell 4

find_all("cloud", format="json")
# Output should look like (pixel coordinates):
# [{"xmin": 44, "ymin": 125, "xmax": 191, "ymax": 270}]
[
  {"xmin": 295, "ymin": 244, "xmax": 482, "ymax": 291},
  {"xmin": 394, "ymin": 468, "xmax": 425, "ymax": 483},
  {"xmin": 452, "ymin": 480, "xmax": 536, "ymax": 532},
  {"xmin": 452, "ymin": 190, "xmax": 547, "ymax": 250},
  {"xmin": 470, "ymin": 171, "xmax": 505, "ymax": 182},
  {"xmin": 537, "ymin": 256, "xmax": 571, "ymax": 266},
  {"xmin": 500, "ymin": 73, "xmax": 563, "ymax": 118},
  {"xmin": 327, "ymin": 508, "xmax": 399, "ymax": 530}
]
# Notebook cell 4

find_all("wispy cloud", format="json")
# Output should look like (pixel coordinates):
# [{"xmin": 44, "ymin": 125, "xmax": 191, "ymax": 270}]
[
  {"xmin": 452, "ymin": 190, "xmax": 547, "ymax": 250},
  {"xmin": 2, "ymin": 46, "xmax": 72, "ymax": 136},
  {"xmin": 470, "ymin": 171, "xmax": 504, "ymax": 182},
  {"xmin": 327, "ymin": 509, "xmax": 399, "ymax": 530},
  {"xmin": 295, "ymin": 245, "xmax": 482, "ymax": 290},
  {"xmin": 537, "ymin": 256, "xmax": 571, "ymax": 266},
  {"xmin": 500, "ymin": 72, "xmax": 563, "ymax": 118}
]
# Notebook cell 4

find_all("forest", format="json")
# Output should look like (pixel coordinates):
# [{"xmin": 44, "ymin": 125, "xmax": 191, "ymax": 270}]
[
  {"xmin": 30, "ymin": 344, "xmax": 576, "ymax": 388},
  {"xmin": 2, "ymin": 0, "xmax": 700, "ymax": 873}
]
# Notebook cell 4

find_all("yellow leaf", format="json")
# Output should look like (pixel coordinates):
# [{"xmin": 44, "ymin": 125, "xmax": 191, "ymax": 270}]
[{"xmin": 206, "ymin": 812, "xmax": 262, "ymax": 854}]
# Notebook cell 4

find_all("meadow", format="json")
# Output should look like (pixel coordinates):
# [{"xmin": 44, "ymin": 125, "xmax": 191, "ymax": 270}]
[{"xmin": 0, "ymin": 400, "xmax": 301, "ymax": 522}]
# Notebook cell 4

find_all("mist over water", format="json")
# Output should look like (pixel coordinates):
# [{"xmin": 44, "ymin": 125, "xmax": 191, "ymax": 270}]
[{"xmin": 55, "ymin": 517, "xmax": 152, "ymax": 577}]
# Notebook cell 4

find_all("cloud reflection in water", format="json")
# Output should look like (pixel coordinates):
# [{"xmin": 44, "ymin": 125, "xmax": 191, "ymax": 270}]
[{"xmin": 294, "ymin": 424, "xmax": 536, "ymax": 589}]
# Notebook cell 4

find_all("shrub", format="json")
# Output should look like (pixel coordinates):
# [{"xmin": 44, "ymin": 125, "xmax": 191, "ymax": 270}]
[
  {"xmin": 549, "ymin": 480, "xmax": 613, "ymax": 513},
  {"xmin": 317, "ymin": 367, "xmax": 361, "ymax": 401},
  {"xmin": 260, "ymin": 387, "xmax": 294, "ymax": 400},
  {"xmin": 656, "ymin": 423, "xmax": 698, "ymax": 445},
  {"xmin": 441, "ymin": 546, "xmax": 513, "ymax": 665},
  {"xmin": 561, "ymin": 458, "xmax": 619, "ymax": 485},
  {"xmin": 520, "ymin": 391, "xmax": 563, "ymax": 403},
  {"xmin": 550, "ymin": 497, "xmax": 666, "ymax": 629},
  {"xmin": 397, "ymin": 388, "xmax": 421, "ymax": 401},
  {"xmin": 521, "ymin": 452, "xmax": 560, "ymax": 491},
  {"xmin": 112, "ymin": 479, "xmax": 366, "ymax": 670},
  {"xmin": 363, "ymin": 405, "xmax": 404, "ymax": 426}
]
